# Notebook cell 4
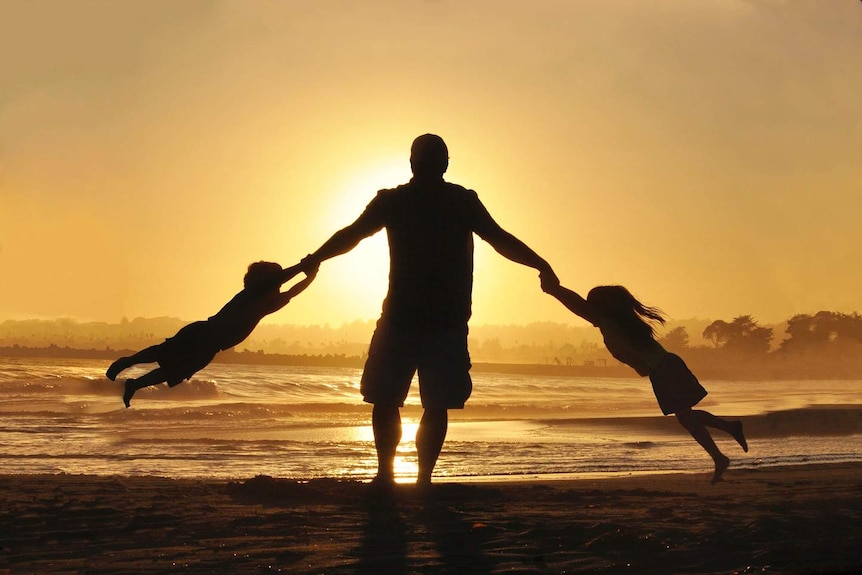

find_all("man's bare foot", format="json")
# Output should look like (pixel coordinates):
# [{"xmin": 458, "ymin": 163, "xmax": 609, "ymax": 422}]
[
  {"xmin": 123, "ymin": 380, "xmax": 136, "ymax": 408},
  {"xmin": 368, "ymin": 474, "xmax": 396, "ymax": 496},
  {"xmin": 731, "ymin": 421, "xmax": 748, "ymax": 452},
  {"xmin": 415, "ymin": 477, "xmax": 434, "ymax": 496},
  {"xmin": 370, "ymin": 469, "xmax": 395, "ymax": 486},
  {"xmin": 711, "ymin": 455, "xmax": 730, "ymax": 484}
]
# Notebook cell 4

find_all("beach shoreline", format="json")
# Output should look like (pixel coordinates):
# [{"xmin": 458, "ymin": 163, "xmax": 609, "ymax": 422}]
[
  {"xmin": 3, "ymin": 462, "xmax": 861, "ymax": 574},
  {"xmin": 6, "ymin": 347, "xmax": 862, "ymax": 381}
]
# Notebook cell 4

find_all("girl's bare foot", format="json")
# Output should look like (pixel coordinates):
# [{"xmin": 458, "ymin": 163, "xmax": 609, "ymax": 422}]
[
  {"xmin": 711, "ymin": 455, "xmax": 730, "ymax": 484},
  {"xmin": 731, "ymin": 421, "xmax": 748, "ymax": 452}
]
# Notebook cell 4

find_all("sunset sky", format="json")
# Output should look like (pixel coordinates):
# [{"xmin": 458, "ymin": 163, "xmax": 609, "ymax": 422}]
[{"xmin": 2, "ymin": 1, "xmax": 861, "ymax": 329}]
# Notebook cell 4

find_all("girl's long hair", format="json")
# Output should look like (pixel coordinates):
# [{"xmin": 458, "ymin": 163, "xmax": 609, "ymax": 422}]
[{"xmin": 586, "ymin": 285, "xmax": 666, "ymax": 340}]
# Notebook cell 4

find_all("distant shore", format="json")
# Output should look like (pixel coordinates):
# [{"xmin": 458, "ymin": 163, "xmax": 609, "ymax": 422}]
[
  {"xmin": 2, "ymin": 344, "xmax": 862, "ymax": 380},
  {"xmin": 2, "ymin": 462, "xmax": 861, "ymax": 574}
]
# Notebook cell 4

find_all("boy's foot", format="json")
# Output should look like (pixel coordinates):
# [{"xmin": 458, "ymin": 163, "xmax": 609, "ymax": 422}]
[
  {"xmin": 106, "ymin": 358, "xmax": 127, "ymax": 381},
  {"xmin": 123, "ymin": 380, "xmax": 136, "ymax": 408},
  {"xmin": 711, "ymin": 455, "xmax": 730, "ymax": 485},
  {"xmin": 731, "ymin": 421, "xmax": 749, "ymax": 453}
]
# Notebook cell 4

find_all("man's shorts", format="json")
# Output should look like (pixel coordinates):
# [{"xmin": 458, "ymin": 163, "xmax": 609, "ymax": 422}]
[{"xmin": 360, "ymin": 320, "xmax": 472, "ymax": 409}]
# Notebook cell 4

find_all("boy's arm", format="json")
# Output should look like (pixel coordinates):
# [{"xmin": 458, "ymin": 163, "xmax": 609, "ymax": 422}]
[
  {"xmin": 546, "ymin": 284, "xmax": 601, "ymax": 326},
  {"xmin": 278, "ymin": 262, "xmax": 306, "ymax": 285},
  {"xmin": 271, "ymin": 268, "xmax": 318, "ymax": 310},
  {"xmin": 243, "ymin": 263, "xmax": 307, "ymax": 299}
]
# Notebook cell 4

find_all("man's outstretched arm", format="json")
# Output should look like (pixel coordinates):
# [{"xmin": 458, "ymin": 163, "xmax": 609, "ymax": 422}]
[
  {"xmin": 300, "ymin": 210, "xmax": 382, "ymax": 272},
  {"xmin": 479, "ymin": 223, "xmax": 559, "ymax": 287}
]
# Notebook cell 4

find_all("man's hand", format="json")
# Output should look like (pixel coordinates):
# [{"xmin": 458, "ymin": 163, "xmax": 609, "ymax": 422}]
[
  {"xmin": 299, "ymin": 254, "xmax": 319, "ymax": 273},
  {"xmin": 540, "ymin": 268, "xmax": 560, "ymax": 294}
]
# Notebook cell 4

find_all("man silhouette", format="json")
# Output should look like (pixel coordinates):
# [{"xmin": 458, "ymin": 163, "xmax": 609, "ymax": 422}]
[{"xmin": 300, "ymin": 134, "xmax": 557, "ymax": 486}]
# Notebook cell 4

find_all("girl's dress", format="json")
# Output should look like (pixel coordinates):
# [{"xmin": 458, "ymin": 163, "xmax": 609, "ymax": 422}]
[
  {"xmin": 599, "ymin": 320, "xmax": 707, "ymax": 415},
  {"xmin": 647, "ymin": 352, "xmax": 707, "ymax": 415}
]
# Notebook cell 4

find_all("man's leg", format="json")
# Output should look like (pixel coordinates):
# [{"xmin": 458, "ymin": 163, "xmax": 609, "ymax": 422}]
[
  {"xmin": 372, "ymin": 404, "xmax": 402, "ymax": 484},
  {"xmin": 416, "ymin": 407, "xmax": 448, "ymax": 486}
]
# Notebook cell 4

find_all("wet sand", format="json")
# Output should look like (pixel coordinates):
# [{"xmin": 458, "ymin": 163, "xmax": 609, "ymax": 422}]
[{"xmin": 2, "ymin": 463, "xmax": 861, "ymax": 574}]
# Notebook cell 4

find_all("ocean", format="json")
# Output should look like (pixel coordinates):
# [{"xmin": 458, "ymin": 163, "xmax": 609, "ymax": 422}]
[{"xmin": 1, "ymin": 357, "xmax": 861, "ymax": 482}]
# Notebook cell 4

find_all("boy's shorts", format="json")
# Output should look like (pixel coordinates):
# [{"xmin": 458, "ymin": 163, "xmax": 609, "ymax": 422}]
[
  {"xmin": 648, "ymin": 352, "xmax": 708, "ymax": 415},
  {"xmin": 157, "ymin": 321, "xmax": 218, "ymax": 386},
  {"xmin": 360, "ymin": 320, "xmax": 472, "ymax": 409}
]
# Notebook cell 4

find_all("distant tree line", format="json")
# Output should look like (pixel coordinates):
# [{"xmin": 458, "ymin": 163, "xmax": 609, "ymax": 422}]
[
  {"xmin": 660, "ymin": 311, "xmax": 862, "ymax": 356},
  {"xmin": 654, "ymin": 312, "xmax": 862, "ymax": 380}
]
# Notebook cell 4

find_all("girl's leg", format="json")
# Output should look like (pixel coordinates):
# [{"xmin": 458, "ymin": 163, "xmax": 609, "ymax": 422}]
[
  {"xmin": 692, "ymin": 410, "xmax": 748, "ymax": 452},
  {"xmin": 675, "ymin": 407, "xmax": 729, "ymax": 484},
  {"xmin": 107, "ymin": 345, "xmax": 162, "ymax": 381},
  {"xmin": 123, "ymin": 368, "xmax": 168, "ymax": 408}
]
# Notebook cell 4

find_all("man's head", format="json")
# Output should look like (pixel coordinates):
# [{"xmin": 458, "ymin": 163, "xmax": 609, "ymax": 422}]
[{"xmin": 410, "ymin": 134, "xmax": 449, "ymax": 178}]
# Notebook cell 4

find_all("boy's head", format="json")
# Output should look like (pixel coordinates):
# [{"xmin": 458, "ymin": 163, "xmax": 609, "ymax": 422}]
[{"xmin": 244, "ymin": 261, "xmax": 283, "ymax": 289}]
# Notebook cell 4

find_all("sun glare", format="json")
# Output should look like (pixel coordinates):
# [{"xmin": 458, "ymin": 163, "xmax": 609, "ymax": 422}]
[
  {"xmin": 348, "ymin": 420, "xmax": 420, "ymax": 482},
  {"xmin": 313, "ymin": 156, "xmax": 413, "ymax": 320},
  {"xmin": 325, "ymin": 156, "xmax": 413, "ymax": 230}
]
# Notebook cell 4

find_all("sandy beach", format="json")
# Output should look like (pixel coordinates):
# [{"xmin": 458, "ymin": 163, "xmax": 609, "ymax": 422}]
[{"xmin": 1, "ymin": 463, "xmax": 860, "ymax": 575}]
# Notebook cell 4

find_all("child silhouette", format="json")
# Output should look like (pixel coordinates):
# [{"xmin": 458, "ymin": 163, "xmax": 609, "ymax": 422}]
[
  {"xmin": 545, "ymin": 282, "xmax": 748, "ymax": 483},
  {"xmin": 107, "ymin": 261, "xmax": 316, "ymax": 407}
]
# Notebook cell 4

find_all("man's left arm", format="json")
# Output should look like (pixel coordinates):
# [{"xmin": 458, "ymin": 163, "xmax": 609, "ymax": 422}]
[
  {"xmin": 469, "ymin": 190, "xmax": 560, "ymax": 289},
  {"xmin": 472, "ymin": 198, "xmax": 558, "ymax": 286},
  {"xmin": 483, "ymin": 224, "xmax": 558, "ymax": 282}
]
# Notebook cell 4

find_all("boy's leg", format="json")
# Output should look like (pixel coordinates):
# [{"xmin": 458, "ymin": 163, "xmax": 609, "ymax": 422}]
[
  {"xmin": 416, "ymin": 408, "xmax": 448, "ymax": 486},
  {"xmin": 107, "ymin": 345, "xmax": 161, "ymax": 381},
  {"xmin": 675, "ymin": 407, "xmax": 729, "ymax": 484},
  {"xmin": 123, "ymin": 368, "xmax": 168, "ymax": 408},
  {"xmin": 693, "ymin": 410, "xmax": 748, "ymax": 452},
  {"xmin": 371, "ymin": 404, "xmax": 402, "ymax": 485}
]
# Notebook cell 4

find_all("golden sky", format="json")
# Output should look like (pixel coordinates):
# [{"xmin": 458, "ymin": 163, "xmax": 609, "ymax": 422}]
[{"xmin": 2, "ymin": 1, "xmax": 861, "ymax": 328}]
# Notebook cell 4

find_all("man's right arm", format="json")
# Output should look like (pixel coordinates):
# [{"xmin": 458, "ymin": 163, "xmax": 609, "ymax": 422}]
[{"xmin": 300, "ymin": 199, "xmax": 383, "ymax": 271}]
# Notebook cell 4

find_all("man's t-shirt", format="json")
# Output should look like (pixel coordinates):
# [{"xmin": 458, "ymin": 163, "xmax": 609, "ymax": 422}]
[{"xmin": 355, "ymin": 179, "xmax": 497, "ymax": 333}]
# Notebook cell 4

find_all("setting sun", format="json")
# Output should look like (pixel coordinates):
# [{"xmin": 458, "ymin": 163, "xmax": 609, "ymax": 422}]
[
  {"xmin": 299, "ymin": 155, "xmax": 415, "ymax": 324},
  {"xmin": 2, "ymin": 1, "xmax": 860, "ymax": 329},
  {"xmin": 3, "ymin": 3, "xmax": 862, "ymax": 573}
]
